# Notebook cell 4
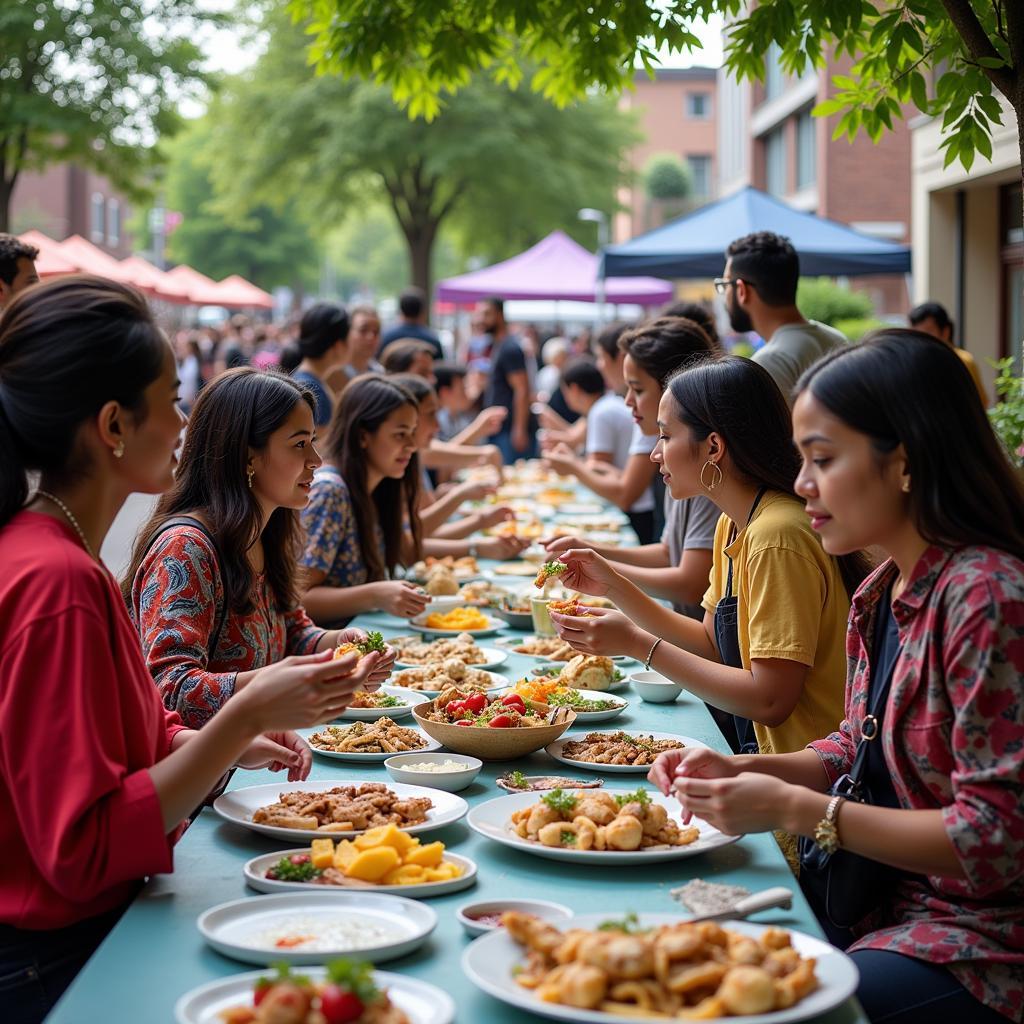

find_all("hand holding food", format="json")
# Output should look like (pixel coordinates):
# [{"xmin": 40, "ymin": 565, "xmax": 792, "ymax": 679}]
[
  {"xmin": 334, "ymin": 630, "xmax": 395, "ymax": 688},
  {"xmin": 550, "ymin": 547, "xmax": 620, "ymax": 597},
  {"xmin": 236, "ymin": 731, "xmax": 313, "ymax": 782},
  {"xmin": 648, "ymin": 745, "xmax": 739, "ymax": 799},
  {"xmin": 533, "ymin": 560, "xmax": 567, "ymax": 589},
  {"xmin": 550, "ymin": 606, "xmax": 648, "ymax": 661},
  {"xmin": 478, "ymin": 534, "xmax": 530, "ymax": 560},
  {"xmin": 373, "ymin": 580, "xmax": 429, "ymax": 618},
  {"xmin": 543, "ymin": 534, "xmax": 589, "ymax": 555},
  {"xmin": 475, "ymin": 503, "xmax": 516, "ymax": 530},
  {"xmin": 673, "ymin": 771, "xmax": 792, "ymax": 836}
]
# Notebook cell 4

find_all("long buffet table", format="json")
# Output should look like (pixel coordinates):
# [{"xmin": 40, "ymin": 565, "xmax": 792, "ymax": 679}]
[{"xmin": 48, "ymin": 505, "xmax": 867, "ymax": 1023}]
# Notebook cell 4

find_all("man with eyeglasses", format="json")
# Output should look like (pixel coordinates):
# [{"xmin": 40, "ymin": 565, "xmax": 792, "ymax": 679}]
[{"xmin": 715, "ymin": 232, "xmax": 846, "ymax": 405}]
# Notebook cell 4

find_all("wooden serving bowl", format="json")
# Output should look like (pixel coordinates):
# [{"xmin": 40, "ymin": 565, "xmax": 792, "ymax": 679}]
[{"xmin": 412, "ymin": 701, "xmax": 576, "ymax": 761}]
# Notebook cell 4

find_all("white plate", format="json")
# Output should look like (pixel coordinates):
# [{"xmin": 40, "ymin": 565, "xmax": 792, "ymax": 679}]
[
  {"xmin": 389, "ymin": 668, "xmax": 510, "ymax": 699},
  {"xmin": 410, "ymin": 611, "xmax": 504, "ymax": 636},
  {"xmin": 499, "ymin": 637, "xmax": 633, "ymax": 665},
  {"xmin": 496, "ymin": 688, "xmax": 629, "ymax": 723},
  {"xmin": 556, "ymin": 501, "xmax": 604, "ymax": 516},
  {"xmin": 334, "ymin": 686, "xmax": 429, "ymax": 722},
  {"xmin": 393, "ymin": 643, "xmax": 508, "ymax": 671},
  {"xmin": 176, "ymin": 967, "xmax": 455, "ymax": 1024},
  {"xmin": 546, "ymin": 732, "xmax": 708, "ymax": 774},
  {"xmin": 299, "ymin": 725, "xmax": 443, "ymax": 762},
  {"xmin": 462, "ymin": 915, "xmax": 858, "ymax": 1024},
  {"xmin": 488, "ymin": 561, "xmax": 544, "ymax": 577},
  {"xmin": 244, "ymin": 849, "xmax": 478, "ymax": 899},
  {"xmin": 213, "ymin": 780, "xmax": 469, "ymax": 842},
  {"xmin": 467, "ymin": 788, "xmax": 737, "ymax": 864},
  {"xmin": 197, "ymin": 891, "xmax": 436, "ymax": 965},
  {"xmin": 529, "ymin": 663, "xmax": 630, "ymax": 690}
]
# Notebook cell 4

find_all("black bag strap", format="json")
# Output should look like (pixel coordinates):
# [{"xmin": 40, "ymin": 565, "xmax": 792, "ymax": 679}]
[{"xmin": 144, "ymin": 515, "xmax": 229, "ymax": 660}]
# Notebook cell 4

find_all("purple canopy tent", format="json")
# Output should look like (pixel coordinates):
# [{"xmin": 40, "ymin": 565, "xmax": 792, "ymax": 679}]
[{"xmin": 436, "ymin": 231, "xmax": 673, "ymax": 305}]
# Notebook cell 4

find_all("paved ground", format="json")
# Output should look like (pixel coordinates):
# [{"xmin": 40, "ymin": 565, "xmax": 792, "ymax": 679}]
[{"xmin": 101, "ymin": 492, "xmax": 159, "ymax": 580}]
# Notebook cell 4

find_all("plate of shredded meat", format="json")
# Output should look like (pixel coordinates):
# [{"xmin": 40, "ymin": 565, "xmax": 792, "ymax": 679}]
[
  {"xmin": 214, "ymin": 781, "xmax": 469, "ymax": 842},
  {"xmin": 300, "ymin": 720, "xmax": 442, "ymax": 762},
  {"xmin": 546, "ymin": 731, "xmax": 708, "ymax": 773},
  {"xmin": 462, "ymin": 914, "xmax": 857, "ymax": 1023}
]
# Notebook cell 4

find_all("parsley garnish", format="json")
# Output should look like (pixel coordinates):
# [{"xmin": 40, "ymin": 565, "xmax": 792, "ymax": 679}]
[
  {"xmin": 597, "ymin": 911, "xmax": 647, "ymax": 934},
  {"xmin": 540, "ymin": 788, "xmax": 578, "ymax": 815},
  {"xmin": 257, "ymin": 962, "xmax": 313, "ymax": 990},
  {"xmin": 266, "ymin": 855, "xmax": 322, "ymax": 883},
  {"xmin": 507, "ymin": 770, "xmax": 529, "ymax": 789},
  {"xmin": 357, "ymin": 631, "xmax": 387, "ymax": 655},
  {"xmin": 374, "ymin": 694, "xmax": 404, "ymax": 707},
  {"xmin": 541, "ymin": 561, "xmax": 566, "ymax": 578},
  {"xmin": 560, "ymin": 830, "xmax": 577, "ymax": 846},
  {"xmin": 325, "ymin": 959, "xmax": 379, "ymax": 1004},
  {"xmin": 614, "ymin": 788, "xmax": 652, "ymax": 809}
]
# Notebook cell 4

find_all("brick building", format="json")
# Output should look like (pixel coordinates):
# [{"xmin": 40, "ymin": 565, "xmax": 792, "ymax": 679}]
[
  {"xmin": 10, "ymin": 164, "xmax": 133, "ymax": 258},
  {"xmin": 717, "ymin": 43, "xmax": 912, "ymax": 315},
  {"xmin": 614, "ymin": 68, "xmax": 719, "ymax": 243}
]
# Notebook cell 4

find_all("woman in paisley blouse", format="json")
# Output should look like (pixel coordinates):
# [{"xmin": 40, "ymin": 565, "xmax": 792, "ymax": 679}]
[
  {"xmin": 650, "ymin": 331, "xmax": 1024, "ymax": 1023},
  {"xmin": 124, "ymin": 368, "xmax": 395, "ymax": 730}
]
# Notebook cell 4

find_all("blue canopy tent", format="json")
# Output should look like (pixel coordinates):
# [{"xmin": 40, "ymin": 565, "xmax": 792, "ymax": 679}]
[{"xmin": 600, "ymin": 186, "xmax": 912, "ymax": 279}]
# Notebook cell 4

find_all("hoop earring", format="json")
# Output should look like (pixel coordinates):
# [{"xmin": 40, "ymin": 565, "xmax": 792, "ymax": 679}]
[
  {"xmin": 247, "ymin": 465, "xmax": 254, "ymax": 489},
  {"xmin": 700, "ymin": 461, "xmax": 723, "ymax": 491}
]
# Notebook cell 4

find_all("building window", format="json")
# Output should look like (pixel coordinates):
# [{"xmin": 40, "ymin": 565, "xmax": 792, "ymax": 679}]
[
  {"xmin": 107, "ymin": 198, "xmax": 120, "ymax": 246},
  {"xmin": 687, "ymin": 92, "xmax": 711, "ymax": 119},
  {"xmin": 687, "ymin": 155, "xmax": 711, "ymax": 199},
  {"xmin": 796, "ymin": 109, "xmax": 816, "ymax": 188},
  {"xmin": 764, "ymin": 127, "xmax": 787, "ymax": 196},
  {"xmin": 764, "ymin": 43, "xmax": 785, "ymax": 101},
  {"xmin": 90, "ymin": 193, "xmax": 106, "ymax": 244}
]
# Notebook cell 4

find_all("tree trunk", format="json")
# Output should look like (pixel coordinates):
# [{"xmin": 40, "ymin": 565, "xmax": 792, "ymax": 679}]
[
  {"xmin": 403, "ymin": 219, "xmax": 438, "ymax": 299},
  {"xmin": 0, "ymin": 176, "xmax": 13, "ymax": 233}
]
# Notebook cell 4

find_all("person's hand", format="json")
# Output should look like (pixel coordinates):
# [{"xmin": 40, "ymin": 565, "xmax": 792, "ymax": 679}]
[
  {"xmin": 479, "ymin": 535, "xmax": 530, "ymax": 560},
  {"xmin": 549, "ymin": 606, "xmax": 648, "ymax": 660},
  {"xmin": 237, "ymin": 730, "xmax": 312, "ymax": 782},
  {"xmin": 511, "ymin": 425, "xmax": 529, "ymax": 454},
  {"xmin": 236, "ymin": 649, "xmax": 381, "ymax": 732},
  {"xmin": 543, "ymin": 534, "xmax": 590, "ymax": 555},
  {"xmin": 537, "ymin": 406, "xmax": 568, "ymax": 431},
  {"xmin": 374, "ymin": 580, "xmax": 429, "ymax": 618},
  {"xmin": 542, "ymin": 441, "xmax": 578, "ymax": 475},
  {"xmin": 476, "ymin": 504, "xmax": 515, "ymax": 530},
  {"xmin": 648, "ymin": 746, "xmax": 738, "ymax": 800},
  {"xmin": 547, "ymin": 547, "xmax": 619, "ymax": 596},
  {"xmin": 478, "ymin": 444, "xmax": 504, "ymax": 471},
  {"xmin": 454, "ymin": 480, "xmax": 497, "ymax": 504},
  {"xmin": 672, "ymin": 771, "xmax": 792, "ymax": 835},
  {"xmin": 472, "ymin": 406, "xmax": 507, "ymax": 436}
]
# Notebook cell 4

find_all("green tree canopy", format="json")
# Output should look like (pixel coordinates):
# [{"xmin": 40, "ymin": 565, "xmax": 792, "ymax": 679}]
[
  {"xmin": 289, "ymin": 0, "xmax": 1024, "ymax": 181},
  {"xmin": 0, "ymin": 0, "xmax": 218, "ymax": 231},
  {"xmin": 644, "ymin": 154, "xmax": 693, "ymax": 201},
  {"xmin": 208, "ymin": 10, "xmax": 639, "ymax": 295}
]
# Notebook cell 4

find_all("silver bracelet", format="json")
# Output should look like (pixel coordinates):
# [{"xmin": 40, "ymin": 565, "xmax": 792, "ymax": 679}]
[{"xmin": 644, "ymin": 636, "xmax": 663, "ymax": 670}]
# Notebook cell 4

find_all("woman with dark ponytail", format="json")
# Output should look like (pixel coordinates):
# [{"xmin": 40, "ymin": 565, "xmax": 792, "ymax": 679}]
[
  {"xmin": 649, "ymin": 332, "xmax": 1024, "ymax": 1023},
  {"xmin": 550, "ymin": 357, "xmax": 865, "ymax": 791},
  {"xmin": 0, "ymin": 279, "xmax": 376, "ymax": 1023}
]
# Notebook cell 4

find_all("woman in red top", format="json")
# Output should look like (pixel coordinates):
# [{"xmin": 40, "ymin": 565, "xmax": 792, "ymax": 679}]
[
  {"xmin": 123, "ymin": 368, "xmax": 395, "ymax": 729},
  {"xmin": 0, "ymin": 278, "xmax": 383, "ymax": 1024},
  {"xmin": 650, "ymin": 332, "xmax": 1024, "ymax": 1023}
]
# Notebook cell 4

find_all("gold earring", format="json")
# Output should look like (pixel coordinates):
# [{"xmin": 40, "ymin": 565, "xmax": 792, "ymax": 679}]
[
  {"xmin": 113, "ymin": 440, "xmax": 125, "ymax": 459},
  {"xmin": 700, "ymin": 460, "xmax": 723, "ymax": 491},
  {"xmin": 902, "ymin": 479, "xmax": 911, "ymax": 493},
  {"xmin": 247, "ymin": 465, "xmax": 254, "ymax": 489}
]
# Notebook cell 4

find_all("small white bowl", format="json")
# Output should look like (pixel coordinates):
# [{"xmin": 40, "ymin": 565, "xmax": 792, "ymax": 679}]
[
  {"xmin": 457, "ymin": 899, "xmax": 574, "ymax": 938},
  {"xmin": 629, "ymin": 671, "xmax": 684, "ymax": 703},
  {"xmin": 384, "ymin": 752, "xmax": 483, "ymax": 792}
]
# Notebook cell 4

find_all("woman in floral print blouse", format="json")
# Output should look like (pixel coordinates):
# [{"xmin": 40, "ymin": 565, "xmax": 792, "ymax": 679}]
[
  {"xmin": 124, "ymin": 368, "xmax": 395, "ymax": 730},
  {"xmin": 650, "ymin": 331, "xmax": 1024, "ymax": 1023}
]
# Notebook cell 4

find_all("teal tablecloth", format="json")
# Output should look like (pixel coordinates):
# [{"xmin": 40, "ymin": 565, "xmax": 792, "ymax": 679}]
[{"xmin": 47, "ymin": 611, "xmax": 866, "ymax": 1023}]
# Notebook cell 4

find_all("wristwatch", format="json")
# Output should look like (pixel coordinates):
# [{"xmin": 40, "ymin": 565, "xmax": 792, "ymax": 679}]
[{"xmin": 813, "ymin": 794, "xmax": 845, "ymax": 854}]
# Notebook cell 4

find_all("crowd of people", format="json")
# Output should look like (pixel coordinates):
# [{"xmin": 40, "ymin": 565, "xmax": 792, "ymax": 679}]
[{"xmin": 0, "ymin": 227, "xmax": 1021, "ymax": 1024}]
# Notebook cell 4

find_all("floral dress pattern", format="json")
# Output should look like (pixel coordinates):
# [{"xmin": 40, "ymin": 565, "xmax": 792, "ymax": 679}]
[
  {"xmin": 299, "ymin": 466, "xmax": 384, "ymax": 588},
  {"xmin": 128, "ymin": 525, "xmax": 326, "ymax": 729},
  {"xmin": 809, "ymin": 544, "xmax": 1024, "ymax": 1021}
]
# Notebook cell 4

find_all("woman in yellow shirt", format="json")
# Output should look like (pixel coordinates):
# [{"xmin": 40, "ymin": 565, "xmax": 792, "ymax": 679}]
[{"xmin": 551, "ymin": 356, "xmax": 870, "ymax": 758}]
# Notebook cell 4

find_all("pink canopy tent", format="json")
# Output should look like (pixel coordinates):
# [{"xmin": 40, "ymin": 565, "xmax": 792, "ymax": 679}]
[
  {"xmin": 119, "ymin": 255, "xmax": 191, "ymax": 304},
  {"xmin": 211, "ymin": 274, "xmax": 274, "ymax": 310},
  {"xmin": 55, "ymin": 235, "xmax": 138, "ymax": 285},
  {"xmin": 435, "ymin": 230, "xmax": 673, "ymax": 305},
  {"xmin": 165, "ymin": 264, "xmax": 225, "ymax": 306},
  {"xmin": 18, "ymin": 230, "xmax": 78, "ymax": 277}
]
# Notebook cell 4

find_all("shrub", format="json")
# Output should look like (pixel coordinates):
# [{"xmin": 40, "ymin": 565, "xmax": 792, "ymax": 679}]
[{"xmin": 797, "ymin": 278, "xmax": 874, "ymax": 326}]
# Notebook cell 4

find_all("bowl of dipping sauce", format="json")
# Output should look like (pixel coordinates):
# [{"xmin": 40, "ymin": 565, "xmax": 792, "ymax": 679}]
[
  {"xmin": 456, "ymin": 899, "xmax": 574, "ymax": 938},
  {"xmin": 384, "ymin": 752, "xmax": 483, "ymax": 792},
  {"xmin": 629, "ymin": 670, "xmax": 684, "ymax": 703}
]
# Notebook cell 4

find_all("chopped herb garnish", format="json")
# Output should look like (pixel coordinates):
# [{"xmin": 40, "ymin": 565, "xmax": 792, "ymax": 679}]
[
  {"xmin": 597, "ymin": 911, "xmax": 647, "ymax": 934},
  {"xmin": 325, "ymin": 959, "xmax": 379, "ymax": 1004},
  {"xmin": 374, "ymin": 693, "xmax": 404, "ymax": 707},
  {"xmin": 614, "ymin": 788, "xmax": 652, "ymax": 809},
  {"xmin": 541, "ymin": 788, "xmax": 578, "ymax": 816},
  {"xmin": 613, "ymin": 669, "xmax": 624, "ymax": 682},
  {"xmin": 507, "ymin": 770, "xmax": 529, "ymax": 789},
  {"xmin": 266, "ymin": 855, "xmax": 322, "ymax": 883},
  {"xmin": 357, "ymin": 630, "xmax": 387, "ymax": 655},
  {"xmin": 560, "ymin": 830, "xmax": 577, "ymax": 846}
]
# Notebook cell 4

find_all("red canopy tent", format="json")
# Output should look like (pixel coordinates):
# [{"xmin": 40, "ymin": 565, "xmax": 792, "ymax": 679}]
[
  {"xmin": 119, "ymin": 255, "xmax": 191, "ymax": 304},
  {"xmin": 18, "ymin": 230, "xmax": 78, "ymax": 277},
  {"xmin": 211, "ymin": 274, "xmax": 274, "ymax": 310},
  {"xmin": 164, "ymin": 264, "xmax": 225, "ymax": 306},
  {"xmin": 55, "ymin": 235, "xmax": 138, "ymax": 285}
]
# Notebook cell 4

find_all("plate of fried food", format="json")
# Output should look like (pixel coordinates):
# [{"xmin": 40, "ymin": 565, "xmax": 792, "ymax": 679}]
[
  {"xmin": 391, "ymin": 664, "xmax": 510, "ymax": 698},
  {"xmin": 530, "ymin": 657, "xmax": 628, "ymax": 691},
  {"xmin": 458, "ymin": 580, "xmax": 511, "ymax": 606},
  {"xmin": 300, "ymin": 719, "xmax": 441, "ymax": 762},
  {"xmin": 490, "ymin": 560, "xmax": 546, "ymax": 578},
  {"xmin": 336, "ymin": 686, "xmax": 429, "ymax": 722},
  {"xmin": 494, "ymin": 635, "xmax": 577, "ymax": 661},
  {"xmin": 503, "ymin": 679, "xmax": 629, "ymax": 723},
  {"xmin": 407, "ymin": 555, "xmax": 481, "ymax": 583},
  {"xmin": 461, "ymin": 912, "xmax": 857, "ymax": 1024},
  {"xmin": 213, "ymin": 780, "xmax": 468, "ymax": 842},
  {"xmin": 391, "ymin": 633, "xmax": 508, "ymax": 670},
  {"xmin": 466, "ymin": 787, "xmax": 737, "ymax": 864},
  {"xmin": 243, "ymin": 826, "xmax": 477, "ymax": 899},
  {"xmin": 411, "ymin": 606, "xmax": 503, "ymax": 636},
  {"xmin": 175, "ymin": 959, "xmax": 455, "ymax": 1024},
  {"xmin": 546, "ymin": 731, "xmax": 707, "ymax": 773}
]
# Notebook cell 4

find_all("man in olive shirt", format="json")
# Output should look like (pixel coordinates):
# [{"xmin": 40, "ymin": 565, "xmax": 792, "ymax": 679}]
[{"xmin": 716, "ymin": 232, "xmax": 845, "ymax": 403}]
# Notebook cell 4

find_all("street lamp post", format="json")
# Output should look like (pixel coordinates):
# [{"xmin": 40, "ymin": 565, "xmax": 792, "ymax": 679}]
[{"xmin": 578, "ymin": 207, "xmax": 608, "ymax": 324}]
